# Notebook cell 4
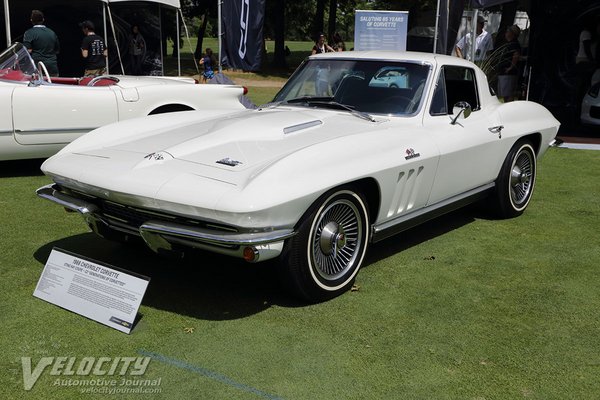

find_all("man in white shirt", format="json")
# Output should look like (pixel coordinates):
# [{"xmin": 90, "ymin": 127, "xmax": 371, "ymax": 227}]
[{"xmin": 455, "ymin": 15, "xmax": 493, "ymax": 62}]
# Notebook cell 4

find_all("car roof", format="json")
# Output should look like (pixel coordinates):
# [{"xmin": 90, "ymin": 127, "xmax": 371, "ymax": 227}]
[{"xmin": 309, "ymin": 50, "xmax": 476, "ymax": 69}]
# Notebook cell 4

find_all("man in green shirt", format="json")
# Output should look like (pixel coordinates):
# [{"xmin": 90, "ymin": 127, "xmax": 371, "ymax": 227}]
[{"xmin": 22, "ymin": 10, "xmax": 60, "ymax": 76}]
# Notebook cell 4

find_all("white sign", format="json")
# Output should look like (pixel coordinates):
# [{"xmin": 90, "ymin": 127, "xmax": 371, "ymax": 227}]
[
  {"xmin": 354, "ymin": 10, "xmax": 409, "ymax": 51},
  {"xmin": 34, "ymin": 248, "xmax": 150, "ymax": 334}
]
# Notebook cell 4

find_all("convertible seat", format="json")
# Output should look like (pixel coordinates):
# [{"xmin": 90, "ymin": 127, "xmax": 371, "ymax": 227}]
[
  {"xmin": 78, "ymin": 77, "xmax": 118, "ymax": 86},
  {"xmin": 51, "ymin": 77, "xmax": 81, "ymax": 85}
]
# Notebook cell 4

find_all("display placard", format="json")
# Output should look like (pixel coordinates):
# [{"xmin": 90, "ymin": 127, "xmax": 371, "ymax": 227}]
[
  {"xmin": 34, "ymin": 248, "xmax": 150, "ymax": 334},
  {"xmin": 354, "ymin": 10, "xmax": 409, "ymax": 51}
]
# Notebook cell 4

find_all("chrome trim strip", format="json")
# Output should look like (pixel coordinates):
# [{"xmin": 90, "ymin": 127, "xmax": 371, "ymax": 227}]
[
  {"xmin": 15, "ymin": 127, "xmax": 95, "ymax": 134},
  {"xmin": 139, "ymin": 220, "xmax": 296, "ymax": 247},
  {"xmin": 372, "ymin": 182, "xmax": 495, "ymax": 240},
  {"xmin": 283, "ymin": 120, "xmax": 322, "ymax": 134},
  {"xmin": 36, "ymin": 184, "xmax": 98, "ymax": 215},
  {"xmin": 37, "ymin": 183, "xmax": 297, "ymax": 250}
]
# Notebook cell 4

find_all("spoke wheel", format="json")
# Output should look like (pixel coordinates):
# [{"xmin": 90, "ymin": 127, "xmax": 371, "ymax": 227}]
[
  {"xmin": 509, "ymin": 149, "xmax": 534, "ymax": 208},
  {"xmin": 282, "ymin": 188, "xmax": 369, "ymax": 302},
  {"xmin": 493, "ymin": 140, "xmax": 537, "ymax": 218},
  {"xmin": 311, "ymin": 199, "xmax": 363, "ymax": 282}
]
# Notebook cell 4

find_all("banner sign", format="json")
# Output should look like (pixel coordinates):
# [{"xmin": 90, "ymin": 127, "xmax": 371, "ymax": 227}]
[
  {"xmin": 34, "ymin": 248, "xmax": 150, "ymax": 334},
  {"xmin": 354, "ymin": 10, "xmax": 409, "ymax": 51},
  {"xmin": 221, "ymin": 0, "xmax": 265, "ymax": 71}
]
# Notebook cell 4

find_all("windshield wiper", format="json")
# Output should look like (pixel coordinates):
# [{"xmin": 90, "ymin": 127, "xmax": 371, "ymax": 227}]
[{"xmin": 279, "ymin": 96, "xmax": 376, "ymax": 122}]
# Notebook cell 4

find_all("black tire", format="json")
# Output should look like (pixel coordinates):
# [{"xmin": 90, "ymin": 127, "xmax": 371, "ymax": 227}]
[
  {"xmin": 493, "ymin": 139, "xmax": 537, "ymax": 218},
  {"xmin": 281, "ymin": 187, "xmax": 370, "ymax": 302}
]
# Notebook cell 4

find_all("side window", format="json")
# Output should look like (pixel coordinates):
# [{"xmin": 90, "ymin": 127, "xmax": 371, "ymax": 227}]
[
  {"xmin": 430, "ymin": 69, "xmax": 447, "ymax": 115},
  {"xmin": 429, "ymin": 66, "xmax": 480, "ymax": 116}
]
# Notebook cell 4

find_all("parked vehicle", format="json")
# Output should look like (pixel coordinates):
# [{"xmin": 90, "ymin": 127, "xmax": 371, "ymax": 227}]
[
  {"xmin": 38, "ymin": 51, "xmax": 559, "ymax": 301},
  {"xmin": 0, "ymin": 43, "xmax": 245, "ymax": 161}
]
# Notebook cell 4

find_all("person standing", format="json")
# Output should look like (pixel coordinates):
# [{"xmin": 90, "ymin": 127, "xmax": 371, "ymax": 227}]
[
  {"xmin": 22, "ymin": 10, "xmax": 60, "ymax": 76},
  {"xmin": 455, "ymin": 15, "xmax": 493, "ymax": 62},
  {"xmin": 495, "ymin": 25, "xmax": 522, "ymax": 102},
  {"xmin": 80, "ymin": 20, "xmax": 107, "ymax": 77},
  {"xmin": 311, "ymin": 33, "xmax": 334, "ymax": 55},
  {"xmin": 575, "ymin": 20, "xmax": 599, "ymax": 109},
  {"xmin": 198, "ymin": 48, "xmax": 217, "ymax": 83},
  {"xmin": 128, "ymin": 24, "xmax": 145, "ymax": 75}
]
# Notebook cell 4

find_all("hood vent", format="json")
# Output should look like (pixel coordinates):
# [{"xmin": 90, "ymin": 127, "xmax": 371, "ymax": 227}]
[{"xmin": 283, "ymin": 120, "xmax": 322, "ymax": 135}]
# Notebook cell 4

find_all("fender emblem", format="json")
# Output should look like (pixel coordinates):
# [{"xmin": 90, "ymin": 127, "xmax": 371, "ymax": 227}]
[
  {"xmin": 405, "ymin": 148, "xmax": 420, "ymax": 160},
  {"xmin": 144, "ymin": 152, "xmax": 165, "ymax": 161}
]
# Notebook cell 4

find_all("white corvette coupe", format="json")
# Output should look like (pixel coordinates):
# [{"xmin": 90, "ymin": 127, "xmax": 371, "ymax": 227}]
[
  {"xmin": 0, "ymin": 43, "xmax": 245, "ymax": 161},
  {"xmin": 38, "ymin": 51, "xmax": 560, "ymax": 301}
]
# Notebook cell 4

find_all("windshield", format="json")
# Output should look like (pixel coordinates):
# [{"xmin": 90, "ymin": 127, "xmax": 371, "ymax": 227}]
[
  {"xmin": 0, "ymin": 43, "xmax": 37, "ymax": 82},
  {"xmin": 273, "ymin": 58, "xmax": 431, "ymax": 115}
]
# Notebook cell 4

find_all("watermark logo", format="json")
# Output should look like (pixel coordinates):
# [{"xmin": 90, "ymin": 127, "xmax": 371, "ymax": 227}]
[{"xmin": 21, "ymin": 356, "xmax": 151, "ymax": 391}]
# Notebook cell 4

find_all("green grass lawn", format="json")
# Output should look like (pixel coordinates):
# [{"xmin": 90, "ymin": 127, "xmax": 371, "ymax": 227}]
[
  {"xmin": 1, "ymin": 147, "xmax": 599, "ymax": 399},
  {"xmin": 165, "ymin": 38, "xmax": 354, "ymax": 78}
]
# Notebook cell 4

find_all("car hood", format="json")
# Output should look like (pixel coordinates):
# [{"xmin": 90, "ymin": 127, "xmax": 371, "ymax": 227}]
[{"xmin": 72, "ymin": 107, "xmax": 391, "ymax": 181}]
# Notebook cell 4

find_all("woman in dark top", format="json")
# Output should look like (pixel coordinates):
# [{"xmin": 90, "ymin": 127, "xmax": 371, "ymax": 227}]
[{"xmin": 311, "ymin": 34, "xmax": 334, "ymax": 55}]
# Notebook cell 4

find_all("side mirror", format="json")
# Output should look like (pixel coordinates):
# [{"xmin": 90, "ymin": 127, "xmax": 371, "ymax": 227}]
[{"xmin": 450, "ymin": 101, "xmax": 472, "ymax": 125}]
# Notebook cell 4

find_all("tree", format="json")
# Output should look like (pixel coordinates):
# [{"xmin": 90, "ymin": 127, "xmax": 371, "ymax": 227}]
[
  {"xmin": 272, "ymin": 0, "xmax": 287, "ymax": 68},
  {"xmin": 181, "ymin": 0, "xmax": 216, "ymax": 58},
  {"xmin": 313, "ymin": 0, "xmax": 326, "ymax": 40}
]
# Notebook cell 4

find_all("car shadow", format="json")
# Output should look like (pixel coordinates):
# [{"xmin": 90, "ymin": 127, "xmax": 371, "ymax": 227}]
[
  {"xmin": 0, "ymin": 159, "xmax": 45, "ymax": 178},
  {"xmin": 32, "ymin": 205, "xmax": 487, "ymax": 321},
  {"xmin": 364, "ymin": 205, "xmax": 485, "ymax": 266},
  {"xmin": 33, "ymin": 233, "xmax": 300, "ymax": 322}
]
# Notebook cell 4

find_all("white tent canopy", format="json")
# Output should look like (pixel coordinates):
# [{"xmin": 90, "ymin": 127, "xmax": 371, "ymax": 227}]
[
  {"xmin": 4, "ymin": 0, "xmax": 181, "ymax": 47},
  {"xmin": 3, "ymin": 0, "xmax": 189, "ymax": 75}
]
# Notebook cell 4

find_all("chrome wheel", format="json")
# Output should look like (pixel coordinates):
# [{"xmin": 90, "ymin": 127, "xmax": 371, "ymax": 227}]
[
  {"xmin": 509, "ymin": 149, "xmax": 534, "ymax": 208},
  {"xmin": 311, "ymin": 199, "xmax": 363, "ymax": 281},
  {"xmin": 282, "ymin": 188, "xmax": 369, "ymax": 301},
  {"xmin": 493, "ymin": 140, "xmax": 537, "ymax": 218}
]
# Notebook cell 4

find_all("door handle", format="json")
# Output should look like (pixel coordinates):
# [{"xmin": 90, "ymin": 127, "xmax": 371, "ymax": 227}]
[{"xmin": 488, "ymin": 125, "xmax": 504, "ymax": 138}]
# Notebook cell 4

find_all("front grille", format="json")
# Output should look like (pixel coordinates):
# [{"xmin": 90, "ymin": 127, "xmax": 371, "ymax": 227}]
[
  {"xmin": 590, "ymin": 106, "xmax": 600, "ymax": 119},
  {"xmin": 66, "ymin": 188, "xmax": 237, "ymax": 234},
  {"xmin": 101, "ymin": 200, "xmax": 178, "ymax": 227}
]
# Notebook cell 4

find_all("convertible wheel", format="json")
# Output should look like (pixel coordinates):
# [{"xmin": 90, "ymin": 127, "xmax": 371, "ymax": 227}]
[
  {"xmin": 282, "ymin": 188, "xmax": 369, "ymax": 302},
  {"xmin": 493, "ymin": 140, "xmax": 537, "ymax": 218}
]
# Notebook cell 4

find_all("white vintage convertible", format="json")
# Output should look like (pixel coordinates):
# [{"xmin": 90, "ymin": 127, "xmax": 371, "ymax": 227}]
[
  {"xmin": 37, "ymin": 51, "xmax": 560, "ymax": 301},
  {"xmin": 0, "ymin": 43, "xmax": 245, "ymax": 161}
]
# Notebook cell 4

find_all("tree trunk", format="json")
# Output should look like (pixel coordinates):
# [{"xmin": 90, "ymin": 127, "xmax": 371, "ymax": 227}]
[
  {"xmin": 195, "ymin": 12, "xmax": 210, "ymax": 60},
  {"xmin": 313, "ymin": 0, "xmax": 326, "ymax": 40},
  {"xmin": 272, "ymin": 0, "xmax": 287, "ymax": 68},
  {"xmin": 327, "ymin": 0, "xmax": 337, "ymax": 42}
]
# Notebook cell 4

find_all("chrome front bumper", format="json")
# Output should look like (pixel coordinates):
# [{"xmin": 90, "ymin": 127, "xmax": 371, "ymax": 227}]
[{"xmin": 36, "ymin": 184, "xmax": 295, "ymax": 262}]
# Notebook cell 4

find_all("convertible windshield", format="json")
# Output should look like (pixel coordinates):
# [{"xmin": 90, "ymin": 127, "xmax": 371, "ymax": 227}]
[
  {"xmin": 274, "ymin": 59, "xmax": 430, "ymax": 115},
  {"xmin": 0, "ymin": 43, "xmax": 37, "ymax": 82}
]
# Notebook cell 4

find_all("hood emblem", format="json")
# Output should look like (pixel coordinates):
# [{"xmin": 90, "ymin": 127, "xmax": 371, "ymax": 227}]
[
  {"xmin": 144, "ymin": 152, "xmax": 165, "ymax": 161},
  {"xmin": 216, "ymin": 157, "xmax": 243, "ymax": 167},
  {"xmin": 404, "ymin": 148, "xmax": 420, "ymax": 160}
]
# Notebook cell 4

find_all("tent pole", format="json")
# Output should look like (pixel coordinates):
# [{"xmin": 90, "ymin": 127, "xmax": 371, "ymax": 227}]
[
  {"xmin": 470, "ymin": 8, "xmax": 478, "ymax": 61},
  {"xmin": 159, "ymin": 6, "xmax": 164, "ymax": 76},
  {"xmin": 4, "ymin": 0, "xmax": 11, "ymax": 47},
  {"xmin": 179, "ymin": 8, "xmax": 199, "ymax": 74},
  {"xmin": 176, "ymin": 9, "xmax": 180, "ymax": 76},
  {"xmin": 106, "ymin": 4, "xmax": 125, "ymax": 74},
  {"xmin": 218, "ymin": 0, "xmax": 222, "ymax": 73},
  {"xmin": 433, "ymin": 0, "xmax": 441, "ymax": 54}
]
